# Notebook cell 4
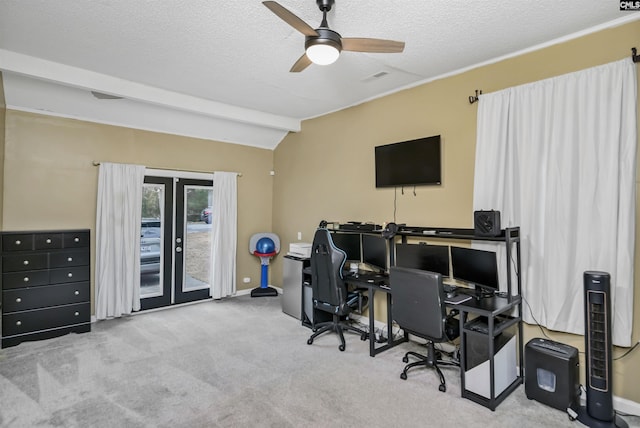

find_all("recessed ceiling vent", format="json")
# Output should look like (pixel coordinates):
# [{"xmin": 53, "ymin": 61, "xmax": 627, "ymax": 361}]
[
  {"xmin": 91, "ymin": 91, "xmax": 123, "ymax": 100},
  {"xmin": 361, "ymin": 71, "xmax": 389, "ymax": 83}
]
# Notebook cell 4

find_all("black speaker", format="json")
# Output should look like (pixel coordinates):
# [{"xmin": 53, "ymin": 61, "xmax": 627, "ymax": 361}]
[
  {"xmin": 474, "ymin": 210, "xmax": 501, "ymax": 237},
  {"xmin": 525, "ymin": 338, "xmax": 580, "ymax": 412}
]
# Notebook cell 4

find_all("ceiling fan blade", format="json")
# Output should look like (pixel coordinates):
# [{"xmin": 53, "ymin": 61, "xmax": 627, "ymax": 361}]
[
  {"xmin": 341, "ymin": 38, "xmax": 405, "ymax": 53},
  {"xmin": 290, "ymin": 53, "xmax": 312, "ymax": 72},
  {"xmin": 263, "ymin": 1, "xmax": 318, "ymax": 37}
]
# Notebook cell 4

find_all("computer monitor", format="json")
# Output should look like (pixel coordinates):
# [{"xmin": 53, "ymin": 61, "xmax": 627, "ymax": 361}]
[
  {"xmin": 330, "ymin": 232, "xmax": 361, "ymax": 262},
  {"xmin": 450, "ymin": 246, "xmax": 499, "ymax": 293},
  {"xmin": 395, "ymin": 243, "xmax": 449, "ymax": 277},
  {"xmin": 362, "ymin": 234, "xmax": 388, "ymax": 273}
]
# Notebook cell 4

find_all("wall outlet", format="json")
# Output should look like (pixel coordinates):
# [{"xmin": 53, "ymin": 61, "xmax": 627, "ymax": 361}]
[
  {"xmin": 297, "ymin": 232, "xmax": 302, "ymax": 240},
  {"xmin": 243, "ymin": 277, "xmax": 251, "ymax": 283}
]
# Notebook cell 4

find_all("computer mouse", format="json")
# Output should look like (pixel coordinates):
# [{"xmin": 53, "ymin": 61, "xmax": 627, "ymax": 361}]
[{"xmin": 446, "ymin": 291, "xmax": 457, "ymax": 299}]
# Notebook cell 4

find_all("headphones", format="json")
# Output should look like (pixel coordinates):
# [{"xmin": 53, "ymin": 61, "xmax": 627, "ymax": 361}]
[{"xmin": 381, "ymin": 222, "xmax": 399, "ymax": 239}]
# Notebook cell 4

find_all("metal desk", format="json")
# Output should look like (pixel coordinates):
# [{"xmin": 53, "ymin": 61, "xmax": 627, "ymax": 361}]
[{"xmin": 345, "ymin": 275, "xmax": 408, "ymax": 357}]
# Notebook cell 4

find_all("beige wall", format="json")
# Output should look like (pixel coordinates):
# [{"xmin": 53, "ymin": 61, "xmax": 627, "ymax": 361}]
[
  {"xmin": 273, "ymin": 21, "xmax": 640, "ymax": 402},
  {"xmin": 2, "ymin": 18, "xmax": 640, "ymax": 404},
  {"xmin": 3, "ymin": 111, "xmax": 275, "ymax": 310}
]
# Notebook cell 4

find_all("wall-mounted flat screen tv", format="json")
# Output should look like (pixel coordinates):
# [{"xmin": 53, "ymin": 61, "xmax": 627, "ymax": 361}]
[{"xmin": 375, "ymin": 135, "xmax": 441, "ymax": 187}]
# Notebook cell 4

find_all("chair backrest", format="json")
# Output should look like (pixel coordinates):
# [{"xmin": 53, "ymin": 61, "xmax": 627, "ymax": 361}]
[
  {"xmin": 310, "ymin": 228, "xmax": 349, "ymax": 314},
  {"xmin": 390, "ymin": 266, "xmax": 448, "ymax": 341}
]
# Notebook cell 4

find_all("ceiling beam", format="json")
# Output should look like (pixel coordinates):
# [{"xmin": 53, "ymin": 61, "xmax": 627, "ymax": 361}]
[{"xmin": 0, "ymin": 49, "xmax": 301, "ymax": 133}]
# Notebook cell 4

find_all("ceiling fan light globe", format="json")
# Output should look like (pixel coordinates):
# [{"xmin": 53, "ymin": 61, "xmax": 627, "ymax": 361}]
[{"xmin": 306, "ymin": 44, "xmax": 340, "ymax": 65}]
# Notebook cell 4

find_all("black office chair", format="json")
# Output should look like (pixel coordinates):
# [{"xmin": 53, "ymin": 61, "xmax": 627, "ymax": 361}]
[
  {"xmin": 306, "ymin": 227, "xmax": 367, "ymax": 351},
  {"xmin": 390, "ymin": 266, "xmax": 460, "ymax": 392}
]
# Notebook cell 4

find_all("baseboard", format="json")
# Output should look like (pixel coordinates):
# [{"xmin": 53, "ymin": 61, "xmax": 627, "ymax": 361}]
[
  {"xmin": 349, "ymin": 313, "xmax": 399, "ymax": 338},
  {"xmin": 613, "ymin": 396, "xmax": 640, "ymax": 417},
  {"xmin": 575, "ymin": 394, "xmax": 640, "ymax": 417},
  {"xmin": 91, "ymin": 287, "xmax": 282, "ymax": 322}
]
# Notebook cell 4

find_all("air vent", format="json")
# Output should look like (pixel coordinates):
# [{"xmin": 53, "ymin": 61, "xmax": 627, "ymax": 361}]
[
  {"xmin": 587, "ymin": 291, "xmax": 608, "ymax": 391},
  {"xmin": 361, "ymin": 71, "xmax": 390, "ymax": 83},
  {"xmin": 90, "ymin": 91, "xmax": 123, "ymax": 100}
]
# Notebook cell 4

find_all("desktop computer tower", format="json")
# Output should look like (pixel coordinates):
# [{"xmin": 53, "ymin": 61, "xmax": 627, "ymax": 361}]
[
  {"xmin": 524, "ymin": 338, "xmax": 580, "ymax": 412},
  {"xmin": 464, "ymin": 328, "xmax": 517, "ymax": 399},
  {"xmin": 302, "ymin": 281, "xmax": 331, "ymax": 328}
]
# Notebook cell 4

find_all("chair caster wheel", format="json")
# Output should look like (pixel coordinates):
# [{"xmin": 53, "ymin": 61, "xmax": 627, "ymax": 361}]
[
  {"xmin": 360, "ymin": 334, "xmax": 367, "ymax": 341},
  {"xmin": 307, "ymin": 339, "xmax": 313, "ymax": 345},
  {"xmin": 400, "ymin": 372, "xmax": 407, "ymax": 380},
  {"xmin": 339, "ymin": 344, "xmax": 345, "ymax": 352},
  {"xmin": 402, "ymin": 356, "xmax": 409, "ymax": 363},
  {"xmin": 439, "ymin": 384, "xmax": 446, "ymax": 392}
]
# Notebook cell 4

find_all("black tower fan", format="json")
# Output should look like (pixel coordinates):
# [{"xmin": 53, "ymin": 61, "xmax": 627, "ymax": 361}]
[{"xmin": 575, "ymin": 271, "xmax": 627, "ymax": 428}]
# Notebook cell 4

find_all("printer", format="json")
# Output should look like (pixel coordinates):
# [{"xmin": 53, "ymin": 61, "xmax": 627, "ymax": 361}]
[{"xmin": 288, "ymin": 242, "xmax": 312, "ymax": 258}]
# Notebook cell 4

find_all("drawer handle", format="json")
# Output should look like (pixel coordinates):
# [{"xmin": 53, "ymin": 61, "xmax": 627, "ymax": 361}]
[
  {"xmin": 16, "ymin": 297, "xmax": 22, "ymax": 303},
  {"xmin": 23, "ymin": 260, "xmax": 29, "ymax": 265},
  {"xmin": 74, "ymin": 237, "xmax": 80, "ymax": 243},
  {"xmin": 74, "ymin": 290, "xmax": 80, "ymax": 296},
  {"xmin": 74, "ymin": 311, "xmax": 80, "ymax": 316},
  {"xmin": 46, "ymin": 238, "xmax": 52, "ymax": 244},
  {"xmin": 15, "ymin": 240, "xmax": 21, "ymax": 245},
  {"xmin": 16, "ymin": 321, "xmax": 22, "ymax": 326},
  {"xmin": 67, "ymin": 257, "xmax": 73, "ymax": 262},
  {"xmin": 23, "ymin": 277, "xmax": 29, "ymax": 282},
  {"xmin": 68, "ymin": 273, "xmax": 73, "ymax": 278}
]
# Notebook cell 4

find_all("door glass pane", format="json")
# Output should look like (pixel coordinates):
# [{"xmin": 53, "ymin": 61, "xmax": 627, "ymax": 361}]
[
  {"xmin": 183, "ymin": 185, "xmax": 212, "ymax": 292},
  {"xmin": 140, "ymin": 183, "xmax": 165, "ymax": 298}
]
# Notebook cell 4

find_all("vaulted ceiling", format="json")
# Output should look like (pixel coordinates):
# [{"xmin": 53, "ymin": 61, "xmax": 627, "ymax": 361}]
[{"xmin": 0, "ymin": 1, "xmax": 636, "ymax": 149}]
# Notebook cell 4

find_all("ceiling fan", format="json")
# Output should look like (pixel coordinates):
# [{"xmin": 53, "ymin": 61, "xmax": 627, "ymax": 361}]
[{"xmin": 263, "ymin": 0, "xmax": 405, "ymax": 72}]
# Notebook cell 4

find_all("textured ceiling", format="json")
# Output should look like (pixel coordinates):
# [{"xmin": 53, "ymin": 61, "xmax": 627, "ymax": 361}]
[{"xmin": 0, "ymin": 1, "xmax": 637, "ymax": 149}]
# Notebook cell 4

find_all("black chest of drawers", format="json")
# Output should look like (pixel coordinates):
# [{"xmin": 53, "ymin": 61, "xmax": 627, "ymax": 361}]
[{"xmin": 1, "ymin": 229, "xmax": 91, "ymax": 348}]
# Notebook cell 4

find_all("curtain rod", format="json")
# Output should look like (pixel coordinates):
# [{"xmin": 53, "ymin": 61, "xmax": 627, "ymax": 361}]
[
  {"xmin": 468, "ymin": 89, "xmax": 482, "ymax": 104},
  {"xmin": 469, "ymin": 47, "xmax": 640, "ymax": 104},
  {"xmin": 91, "ymin": 161, "xmax": 242, "ymax": 177}
]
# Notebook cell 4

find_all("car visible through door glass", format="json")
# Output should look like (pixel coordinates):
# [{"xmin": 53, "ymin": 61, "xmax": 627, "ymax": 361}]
[
  {"xmin": 200, "ymin": 206, "xmax": 212, "ymax": 224},
  {"xmin": 141, "ymin": 218, "xmax": 161, "ymax": 274}
]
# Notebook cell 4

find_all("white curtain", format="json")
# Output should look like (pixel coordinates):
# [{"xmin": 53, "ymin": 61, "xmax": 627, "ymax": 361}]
[
  {"xmin": 210, "ymin": 172, "xmax": 238, "ymax": 299},
  {"xmin": 473, "ymin": 58, "xmax": 637, "ymax": 347},
  {"xmin": 95, "ymin": 162, "xmax": 146, "ymax": 319}
]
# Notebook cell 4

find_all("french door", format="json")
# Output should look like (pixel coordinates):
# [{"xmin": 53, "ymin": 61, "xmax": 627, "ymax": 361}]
[{"xmin": 139, "ymin": 175, "xmax": 213, "ymax": 310}]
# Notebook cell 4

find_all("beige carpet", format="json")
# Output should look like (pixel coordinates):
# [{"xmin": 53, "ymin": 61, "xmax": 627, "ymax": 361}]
[{"xmin": 0, "ymin": 295, "xmax": 637, "ymax": 427}]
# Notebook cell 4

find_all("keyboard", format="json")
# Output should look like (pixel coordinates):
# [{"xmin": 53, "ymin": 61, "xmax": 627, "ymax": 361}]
[{"xmin": 344, "ymin": 270, "xmax": 388, "ymax": 286}]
